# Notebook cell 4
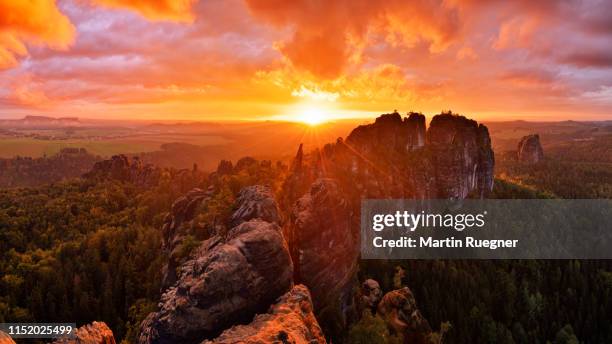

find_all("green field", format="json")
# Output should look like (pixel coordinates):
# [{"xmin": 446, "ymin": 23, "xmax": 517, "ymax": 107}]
[{"xmin": 0, "ymin": 134, "xmax": 231, "ymax": 158}]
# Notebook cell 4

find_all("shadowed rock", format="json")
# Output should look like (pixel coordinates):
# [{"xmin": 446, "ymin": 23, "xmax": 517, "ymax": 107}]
[
  {"xmin": 229, "ymin": 185, "xmax": 280, "ymax": 228},
  {"xmin": 361, "ymin": 279, "xmax": 383, "ymax": 310},
  {"xmin": 291, "ymin": 178, "xmax": 358, "ymax": 339},
  {"xmin": 139, "ymin": 186, "xmax": 293, "ymax": 344},
  {"xmin": 202, "ymin": 285, "xmax": 326, "ymax": 344},
  {"xmin": 517, "ymin": 134, "xmax": 544, "ymax": 163},
  {"xmin": 377, "ymin": 288, "xmax": 432, "ymax": 344}
]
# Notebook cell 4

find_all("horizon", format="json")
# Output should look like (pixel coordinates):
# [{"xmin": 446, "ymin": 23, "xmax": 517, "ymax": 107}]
[{"xmin": 1, "ymin": 1, "xmax": 611, "ymax": 122}]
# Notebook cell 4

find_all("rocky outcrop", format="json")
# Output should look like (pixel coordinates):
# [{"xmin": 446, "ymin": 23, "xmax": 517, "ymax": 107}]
[
  {"xmin": 216, "ymin": 160, "xmax": 233, "ymax": 175},
  {"xmin": 347, "ymin": 112, "xmax": 426, "ymax": 153},
  {"xmin": 160, "ymin": 187, "xmax": 215, "ymax": 290},
  {"xmin": 52, "ymin": 322, "xmax": 116, "ymax": 344},
  {"xmin": 290, "ymin": 178, "xmax": 358, "ymax": 339},
  {"xmin": 280, "ymin": 111, "xmax": 493, "ymax": 340},
  {"xmin": 140, "ymin": 186, "xmax": 293, "ymax": 344},
  {"xmin": 377, "ymin": 288, "xmax": 431, "ymax": 344},
  {"xmin": 84, "ymin": 155, "xmax": 162, "ymax": 187},
  {"xmin": 428, "ymin": 113, "xmax": 495, "ymax": 198},
  {"xmin": 361, "ymin": 279, "xmax": 383, "ymax": 310},
  {"xmin": 0, "ymin": 331, "xmax": 15, "ymax": 344},
  {"xmin": 229, "ymin": 185, "xmax": 280, "ymax": 228},
  {"xmin": 517, "ymin": 134, "xmax": 544, "ymax": 163},
  {"xmin": 203, "ymin": 285, "xmax": 326, "ymax": 344}
]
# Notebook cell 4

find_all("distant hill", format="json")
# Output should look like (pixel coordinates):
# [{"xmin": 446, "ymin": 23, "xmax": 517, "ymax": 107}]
[{"xmin": 0, "ymin": 115, "xmax": 81, "ymax": 128}]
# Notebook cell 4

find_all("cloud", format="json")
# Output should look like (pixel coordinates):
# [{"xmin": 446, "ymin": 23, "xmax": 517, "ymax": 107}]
[
  {"xmin": 246, "ymin": 0, "xmax": 462, "ymax": 78},
  {"xmin": 92, "ymin": 0, "xmax": 197, "ymax": 22},
  {"xmin": 0, "ymin": 0, "xmax": 75, "ymax": 69},
  {"xmin": 560, "ymin": 50, "xmax": 612, "ymax": 68}
]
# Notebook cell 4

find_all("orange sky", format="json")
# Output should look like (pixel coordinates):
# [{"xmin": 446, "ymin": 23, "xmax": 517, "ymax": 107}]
[{"xmin": 0, "ymin": 0, "xmax": 611, "ymax": 122}]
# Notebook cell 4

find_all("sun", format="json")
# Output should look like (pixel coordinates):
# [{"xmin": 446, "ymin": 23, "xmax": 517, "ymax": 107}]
[{"xmin": 296, "ymin": 105, "xmax": 328, "ymax": 126}]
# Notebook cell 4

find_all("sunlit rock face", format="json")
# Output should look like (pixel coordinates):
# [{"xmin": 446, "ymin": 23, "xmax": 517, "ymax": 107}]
[
  {"xmin": 52, "ymin": 322, "xmax": 116, "ymax": 344},
  {"xmin": 140, "ymin": 185, "xmax": 293, "ymax": 344},
  {"xmin": 0, "ymin": 331, "xmax": 16, "ymax": 344},
  {"xmin": 202, "ymin": 285, "xmax": 326, "ymax": 344},
  {"xmin": 377, "ymin": 287, "xmax": 432, "ymax": 344},
  {"xmin": 517, "ymin": 134, "xmax": 544, "ymax": 163}
]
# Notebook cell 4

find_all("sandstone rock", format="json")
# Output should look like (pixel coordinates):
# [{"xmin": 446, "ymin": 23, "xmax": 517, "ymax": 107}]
[
  {"xmin": 282, "ymin": 111, "xmax": 494, "ymax": 341},
  {"xmin": 202, "ymin": 285, "xmax": 326, "ymax": 344},
  {"xmin": 0, "ymin": 331, "xmax": 15, "ymax": 344},
  {"xmin": 229, "ymin": 185, "xmax": 280, "ymax": 228},
  {"xmin": 361, "ymin": 279, "xmax": 383, "ymax": 310},
  {"xmin": 216, "ymin": 160, "xmax": 234, "ymax": 175},
  {"xmin": 347, "ymin": 111, "xmax": 426, "ymax": 153},
  {"xmin": 234, "ymin": 157, "xmax": 258, "ymax": 172},
  {"xmin": 160, "ymin": 187, "xmax": 214, "ymax": 290},
  {"xmin": 377, "ymin": 288, "xmax": 431, "ymax": 344},
  {"xmin": 140, "ymin": 186, "xmax": 293, "ymax": 344},
  {"xmin": 428, "ymin": 113, "xmax": 495, "ymax": 199},
  {"xmin": 291, "ymin": 178, "xmax": 358, "ymax": 339},
  {"xmin": 517, "ymin": 134, "xmax": 544, "ymax": 163},
  {"xmin": 53, "ymin": 322, "xmax": 116, "ymax": 344},
  {"xmin": 84, "ymin": 155, "xmax": 161, "ymax": 187}
]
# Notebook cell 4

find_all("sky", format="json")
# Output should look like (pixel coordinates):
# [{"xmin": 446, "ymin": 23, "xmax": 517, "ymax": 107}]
[{"xmin": 0, "ymin": 0, "xmax": 611, "ymax": 122}]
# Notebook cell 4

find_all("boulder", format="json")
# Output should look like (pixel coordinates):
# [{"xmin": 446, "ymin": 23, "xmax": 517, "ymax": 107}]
[
  {"xmin": 361, "ymin": 279, "xmax": 383, "ymax": 310},
  {"xmin": 0, "ymin": 331, "xmax": 15, "ymax": 344},
  {"xmin": 139, "ymin": 186, "xmax": 293, "ymax": 344},
  {"xmin": 517, "ymin": 134, "xmax": 544, "ymax": 163},
  {"xmin": 203, "ymin": 285, "xmax": 326, "ymax": 344},
  {"xmin": 377, "ymin": 288, "xmax": 431, "ymax": 344},
  {"xmin": 229, "ymin": 185, "xmax": 280, "ymax": 228},
  {"xmin": 52, "ymin": 322, "xmax": 116, "ymax": 344}
]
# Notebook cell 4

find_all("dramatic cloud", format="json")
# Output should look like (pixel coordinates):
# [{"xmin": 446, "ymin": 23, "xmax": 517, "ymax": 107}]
[
  {"xmin": 92, "ymin": 0, "xmax": 197, "ymax": 21},
  {"xmin": 0, "ymin": 0, "xmax": 75, "ymax": 69},
  {"xmin": 0, "ymin": 0, "xmax": 611, "ymax": 120},
  {"xmin": 246, "ymin": 0, "xmax": 462, "ymax": 78}
]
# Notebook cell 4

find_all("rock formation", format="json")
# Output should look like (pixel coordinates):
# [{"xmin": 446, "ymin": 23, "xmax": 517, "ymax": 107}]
[
  {"xmin": 53, "ymin": 322, "xmax": 116, "ymax": 344},
  {"xmin": 0, "ymin": 331, "xmax": 15, "ymax": 344},
  {"xmin": 517, "ymin": 134, "xmax": 544, "ymax": 163},
  {"xmin": 203, "ymin": 285, "xmax": 326, "ymax": 344},
  {"xmin": 160, "ymin": 187, "xmax": 215, "ymax": 289},
  {"xmin": 84, "ymin": 155, "xmax": 162, "ymax": 187},
  {"xmin": 361, "ymin": 279, "xmax": 383, "ymax": 310},
  {"xmin": 347, "ymin": 112, "xmax": 426, "ymax": 153},
  {"xmin": 140, "ymin": 186, "xmax": 294, "ymax": 344},
  {"xmin": 290, "ymin": 178, "xmax": 359, "ymax": 338},
  {"xmin": 229, "ymin": 185, "xmax": 281, "ymax": 228},
  {"xmin": 377, "ymin": 288, "xmax": 431, "ymax": 344},
  {"xmin": 427, "ymin": 113, "xmax": 495, "ymax": 198},
  {"xmin": 279, "ymin": 111, "xmax": 494, "ymax": 340}
]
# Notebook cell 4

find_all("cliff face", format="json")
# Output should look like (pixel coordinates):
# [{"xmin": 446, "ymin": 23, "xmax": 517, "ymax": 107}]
[
  {"xmin": 517, "ymin": 134, "xmax": 544, "ymax": 163},
  {"xmin": 140, "ymin": 186, "xmax": 294, "ymax": 344},
  {"xmin": 290, "ymin": 178, "xmax": 359, "ymax": 338},
  {"xmin": 428, "ymin": 113, "xmax": 495, "ymax": 198},
  {"xmin": 281, "ymin": 111, "xmax": 494, "ymax": 340},
  {"xmin": 203, "ymin": 285, "xmax": 326, "ymax": 344}
]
